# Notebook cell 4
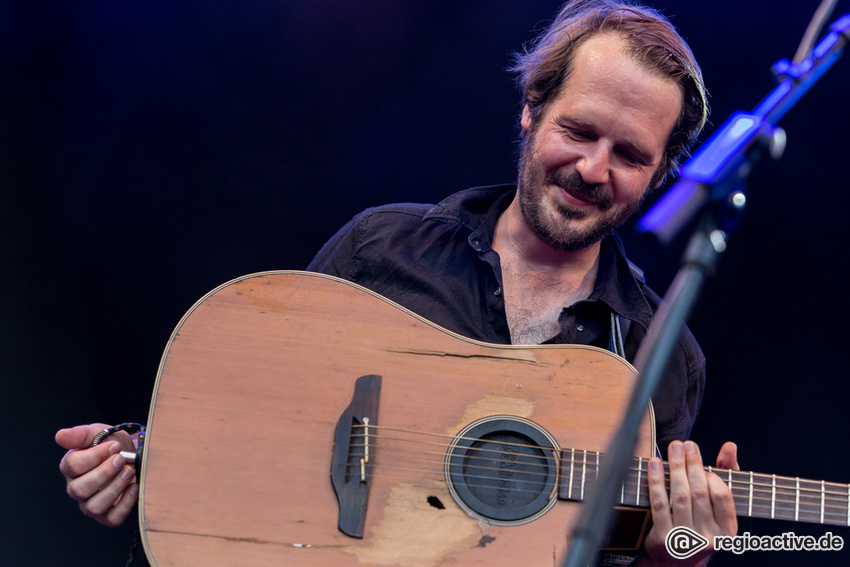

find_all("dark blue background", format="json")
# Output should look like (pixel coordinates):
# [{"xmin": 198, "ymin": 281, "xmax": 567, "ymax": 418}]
[{"xmin": 3, "ymin": 1, "xmax": 849, "ymax": 565}]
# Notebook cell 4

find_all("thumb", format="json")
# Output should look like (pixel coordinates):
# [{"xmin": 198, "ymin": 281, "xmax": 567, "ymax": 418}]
[
  {"xmin": 716, "ymin": 440, "xmax": 739, "ymax": 471},
  {"xmin": 55, "ymin": 423, "xmax": 110, "ymax": 450}
]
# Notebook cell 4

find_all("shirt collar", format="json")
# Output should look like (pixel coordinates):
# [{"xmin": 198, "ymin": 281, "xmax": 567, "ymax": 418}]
[
  {"xmin": 590, "ymin": 233, "xmax": 653, "ymax": 328},
  {"xmin": 425, "ymin": 184, "xmax": 653, "ymax": 327},
  {"xmin": 424, "ymin": 184, "xmax": 516, "ymax": 234}
]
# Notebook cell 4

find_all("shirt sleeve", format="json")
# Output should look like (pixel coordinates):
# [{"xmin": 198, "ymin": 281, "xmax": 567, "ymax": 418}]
[{"xmin": 305, "ymin": 212, "xmax": 366, "ymax": 279}]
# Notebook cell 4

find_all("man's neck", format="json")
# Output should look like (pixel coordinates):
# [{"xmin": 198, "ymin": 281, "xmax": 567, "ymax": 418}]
[{"xmin": 492, "ymin": 196, "xmax": 602, "ymax": 344}]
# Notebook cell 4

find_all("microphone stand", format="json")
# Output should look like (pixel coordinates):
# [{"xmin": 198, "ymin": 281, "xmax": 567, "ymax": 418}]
[{"xmin": 562, "ymin": 14, "xmax": 850, "ymax": 567}]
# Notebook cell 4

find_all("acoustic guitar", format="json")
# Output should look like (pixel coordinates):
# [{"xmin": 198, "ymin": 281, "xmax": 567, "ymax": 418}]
[{"xmin": 138, "ymin": 271, "xmax": 848, "ymax": 566}]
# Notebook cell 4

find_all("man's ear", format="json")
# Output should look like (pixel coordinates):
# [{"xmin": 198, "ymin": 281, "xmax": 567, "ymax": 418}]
[{"xmin": 520, "ymin": 104, "xmax": 533, "ymax": 133}]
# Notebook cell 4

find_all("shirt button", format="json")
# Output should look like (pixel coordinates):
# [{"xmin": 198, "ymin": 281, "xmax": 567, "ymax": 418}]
[
  {"xmin": 494, "ymin": 287, "xmax": 502, "ymax": 296},
  {"xmin": 576, "ymin": 324, "xmax": 585, "ymax": 332}
]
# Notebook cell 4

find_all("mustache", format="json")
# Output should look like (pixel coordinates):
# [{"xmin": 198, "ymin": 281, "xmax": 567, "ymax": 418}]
[{"xmin": 546, "ymin": 171, "xmax": 612, "ymax": 208}]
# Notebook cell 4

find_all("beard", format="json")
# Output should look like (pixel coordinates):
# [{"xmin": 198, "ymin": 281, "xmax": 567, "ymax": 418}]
[{"xmin": 516, "ymin": 133, "xmax": 648, "ymax": 252}]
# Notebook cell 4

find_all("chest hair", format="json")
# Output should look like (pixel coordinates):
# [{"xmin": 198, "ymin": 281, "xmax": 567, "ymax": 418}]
[{"xmin": 500, "ymin": 257, "xmax": 595, "ymax": 345}]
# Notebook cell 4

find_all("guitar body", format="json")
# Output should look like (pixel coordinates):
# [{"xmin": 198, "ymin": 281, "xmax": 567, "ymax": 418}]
[{"xmin": 139, "ymin": 271, "xmax": 654, "ymax": 566}]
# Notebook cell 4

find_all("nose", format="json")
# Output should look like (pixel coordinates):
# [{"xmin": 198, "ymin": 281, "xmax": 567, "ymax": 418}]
[{"xmin": 575, "ymin": 144, "xmax": 610, "ymax": 185}]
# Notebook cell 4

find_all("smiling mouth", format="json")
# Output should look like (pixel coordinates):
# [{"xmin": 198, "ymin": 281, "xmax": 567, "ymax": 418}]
[
  {"xmin": 545, "ymin": 170, "xmax": 613, "ymax": 211},
  {"xmin": 556, "ymin": 183, "xmax": 603, "ymax": 208}
]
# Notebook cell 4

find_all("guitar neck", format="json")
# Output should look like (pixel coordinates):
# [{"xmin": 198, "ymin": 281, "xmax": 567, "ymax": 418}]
[{"xmin": 558, "ymin": 448, "xmax": 850, "ymax": 527}]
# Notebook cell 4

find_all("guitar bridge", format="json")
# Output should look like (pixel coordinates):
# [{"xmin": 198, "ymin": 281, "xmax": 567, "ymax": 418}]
[{"xmin": 330, "ymin": 374, "xmax": 382, "ymax": 538}]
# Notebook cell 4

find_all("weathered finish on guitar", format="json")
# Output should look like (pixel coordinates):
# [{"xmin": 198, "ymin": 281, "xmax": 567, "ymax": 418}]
[{"xmin": 140, "ymin": 271, "xmax": 653, "ymax": 566}]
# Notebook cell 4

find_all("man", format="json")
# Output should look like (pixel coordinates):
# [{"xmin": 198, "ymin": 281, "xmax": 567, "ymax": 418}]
[{"xmin": 57, "ymin": 1, "xmax": 739, "ymax": 565}]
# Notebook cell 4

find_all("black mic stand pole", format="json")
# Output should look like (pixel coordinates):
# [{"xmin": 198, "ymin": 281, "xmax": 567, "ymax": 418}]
[{"xmin": 562, "ymin": 13, "xmax": 850, "ymax": 567}]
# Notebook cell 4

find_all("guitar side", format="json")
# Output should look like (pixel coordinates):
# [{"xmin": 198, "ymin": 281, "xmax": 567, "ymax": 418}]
[{"xmin": 139, "ymin": 270, "xmax": 654, "ymax": 567}]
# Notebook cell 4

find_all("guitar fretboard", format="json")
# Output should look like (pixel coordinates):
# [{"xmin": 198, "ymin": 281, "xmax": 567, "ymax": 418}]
[{"xmin": 558, "ymin": 448, "xmax": 850, "ymax": 526}]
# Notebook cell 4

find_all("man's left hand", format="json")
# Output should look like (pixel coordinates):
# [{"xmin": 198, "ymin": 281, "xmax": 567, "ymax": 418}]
[{"xmin": 636, "ymin": 440, "xmax": 739, "ymax": 566}]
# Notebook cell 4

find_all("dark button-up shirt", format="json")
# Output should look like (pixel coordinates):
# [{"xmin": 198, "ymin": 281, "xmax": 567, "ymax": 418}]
[{"xmin": 308, "ymin": 185, "xmax": 705, "ymax": 450}]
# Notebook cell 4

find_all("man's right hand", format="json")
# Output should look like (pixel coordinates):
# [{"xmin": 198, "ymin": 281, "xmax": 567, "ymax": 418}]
[{"xmin": 56, "ymin": 424, "xmax": 139, "ymax": 527}]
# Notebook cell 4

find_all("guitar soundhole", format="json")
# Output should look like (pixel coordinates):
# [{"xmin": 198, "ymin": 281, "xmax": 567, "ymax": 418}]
[{"xmin": 445, "ymin": 416, "xmax": 559, "ymax": 525}]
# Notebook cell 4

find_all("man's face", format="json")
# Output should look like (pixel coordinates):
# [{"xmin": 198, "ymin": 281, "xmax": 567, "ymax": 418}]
[{"xmin": 517, "ymin": 33, "xmax": 683, "ymax": 251}]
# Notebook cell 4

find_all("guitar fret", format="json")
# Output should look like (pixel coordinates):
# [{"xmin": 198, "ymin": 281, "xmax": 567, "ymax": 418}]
[
  {"xmin": 771, "ymin": 474, "xmax": 776, "ymax": 519},
  {"xmin": 748, "ymin": 471, "xmax": 753, "ymax": 517},
  {"xmin": 586, "ymin": 452, "xmax": 597, "ymax": 496},
  {"xmin": 796, "ymin": 477, "xmax": 800, "ymax": 522},
  {"xmin": 821, "ymin": 481, "xmax": 848, "ymax": 526},
  {"xmin": 580, "ymin": 450, "xmax": 587, "ymax": 501},
  {"xmin": 620, "ymin": 466, "xmax": 625, "ymax": 505},
  {"xmin": 595, "ymin": 451, "xmax": 600, "ymax": 489},
  {"xmin": 725, "ymin": 471, "xmax": 846, "ymax": 524},
  {"xmin": 636, "ymin": 458, "xmax": 642, "ymax": 506},
  {"xmin": 750, "ymin": 472, "xmax": 772, "ymax": 519},
  {"xmin": 799, "ymin": 478, "xmax": 824, "ymax": 523},
  {"xmin": 553, "ymin": 448, "xmax": 850, "ymax": 528},
  {"xmin": 730, "ymin": 471, "xmax": 750, "ymax": 517},
  {"xmin": 772, "ymin": 475, "xmax": 800, "ymax": 523}
]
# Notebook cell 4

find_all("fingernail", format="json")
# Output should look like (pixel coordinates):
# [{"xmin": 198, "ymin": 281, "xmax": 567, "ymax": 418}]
[
  {"xmin": 112, "ymin": 454, "xmax": 124, "ymax": 469},
  {"xmin": 128, "ymin": 484, "xmax": 139, "ymax": 497},
  {"xmin": 108, "ymin": 442, "xmax": 121, "ymax": 455},
  {"xmin": 649, "ymin": 458, "xmax": 662, "ymax": 472},
  {"xmin": 670, "ymin": 442, "xmax": 683, "ymax": 457},
  {"xmin": 684, "ymin": 440, "xmax": 697, "ymax": 454},
  {"xmin": 121, "ymin": 466, "xmax": 135, "ymax": 481}
]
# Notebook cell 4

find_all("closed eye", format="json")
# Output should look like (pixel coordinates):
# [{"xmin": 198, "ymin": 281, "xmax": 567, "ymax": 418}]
[
  {"xmin": 554, "ymin": 117, "xmax": 595, "ymax": 141},
  {"xmin": 554, "ymin": 115, "xmax": 653, "ymax": 168},
  {"xmin": 563, "ymin": 127, "xmax": 594, "ymax": 142},
  {"xmin": 617, "ymin": 149, "xmax": 645, "ymax": 167}
]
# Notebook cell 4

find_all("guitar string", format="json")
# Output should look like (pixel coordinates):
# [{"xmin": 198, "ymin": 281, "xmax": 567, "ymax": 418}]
[
  {"xmin": 346, "ymin": 463, "xmax": 850, "ymax": 522},
  {"xmin": 350, "ymin": 433, "xmax": 557, "ymax": 473},
  {"xmin": 349, "ymin": 425, "xmax": 850, "ymax": 499},
  {"xmin": 348, "ymin": 427, "xmax": 850, "ymax": 507},
  {"xmin": 343, "ymin": 426, "xmax": 850, "ymax": 512},
  {"xmin": 340, "ymin": 461, "xmax": 850, "ymax": 523},
  {"xmin": 345, "ymin": 461, "xmax": 850, "ymax": 518},
  {"xmin": 344, "ymin": 451, "xmax": 848, "ymax": 516}
]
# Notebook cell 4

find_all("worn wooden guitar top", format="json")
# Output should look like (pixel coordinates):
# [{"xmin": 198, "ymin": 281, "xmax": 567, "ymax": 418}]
[{"xmin": 139, "ymin": 270, "xmax": 657, "ymax": 566}]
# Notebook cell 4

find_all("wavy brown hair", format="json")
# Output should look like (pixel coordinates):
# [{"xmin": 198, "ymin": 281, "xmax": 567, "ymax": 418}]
[{"xmin": 511, "ymin": 0, "xmax": 708, "ymax": 185}]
